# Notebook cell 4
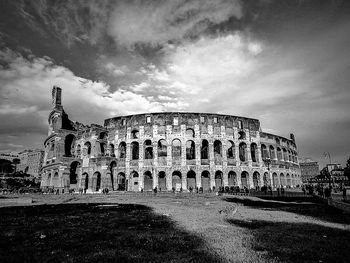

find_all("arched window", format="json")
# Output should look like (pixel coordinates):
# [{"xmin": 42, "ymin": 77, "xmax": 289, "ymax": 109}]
[
  {"xmin": 283, "ymin": 148, "xmax": 288, "ymax": 161},
  {"xmin": 277, "ymin": 147, "xmax": 282, "ymax": 161},
  {"xmin": 84, "ymin": 141, "xmax": 91, "ymax": 155},
  {"xmin": 172, "ymin": 139, "xmax": 181, "ymax": 158},
  {"xmin": 131, "ymin": 141, "xmax": 139, "ymax": 160},
  {"xmin": 99, "ymin": 132, "xmax": 108, "ymax": 140},
  {"xmin": 241, "ymin": 171, "xmax": 249, "ymax": 188},
  {"xmin": 214, "ymin": 140, "xmax": 222, "ymax": 156},
  {"xmin": 131, "ymin": 130, "xmax": 139, "ymax": 139},
  {"xmin": 227, "ymin": 141, "xmax": 235, "ymax": 159},
  {"xmin": 238, "ymin": 131, "xmax": 246, "ymax": 140},
  {"xmin": 186, "ymin": 140, "xmax": 195, "ymax": 160},
  {"xmin": 69, "ymin": 161, "xmax": 80, "ymax": 184},
  {"xmin": 261, "ymin": 144, "xmax": 268, "ymax": 159},
  {"xmin": 269, "ymin": 146, "xmax": 276, "ymax": 160},
  {"xmin": 100, "ymin": 142, "xmax": 106, "ymax": 156},
  {"xmin": 288, "ymin": 150, "xmax": 292, "ymax": 162},
  {"xmin": 144, "ymin": 140, "xmax": 153, "ymax": 159},
  {"xmin": 228, "ymin": 171, "xmax": 236, "ymax": 186},
  {"xmin": 109, "ymin": 144, "xmax": 115, "ymax": 157},
  {"xmin": 201, "ymin": 140, "xmax": 209, "ymax": 159},
  {"xmin": 239, "ymin": 142, "xmax": 247, "ymax": 162},
  {"xmin": 119, "ymin": 142, "xmax": 126, "ymax": 158},
  {"xmin": 250, "ymin": 143, "xmax": 257, "ymax": 162},
  {"xmin": 158, "ymin": 139, "xmax": 167, "ymax": 157},
  {"xmin": 253, "ymin": 171, "xmax": 260, "ymax": 188},
  {"xmin": 186, "ymin": 128, "xmax": 195, "ymax": 138},
  {"xmin": 64, "ymin": 134, "xmax": 76, "ymax": 157}
]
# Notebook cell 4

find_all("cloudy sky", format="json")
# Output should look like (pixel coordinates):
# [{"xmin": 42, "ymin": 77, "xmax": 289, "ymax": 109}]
[{"xmin": 0, "ymin": 0, "xmax": 349, "ymax": 167}]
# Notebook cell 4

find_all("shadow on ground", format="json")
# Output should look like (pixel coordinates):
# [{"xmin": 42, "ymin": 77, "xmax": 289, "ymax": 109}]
[
  {"xmin": 224, "ymin": 196, "xmax": 350, "ymax": 225},
  {"xmin": 227, "ymin": 218, "xmax": 350, "ymax": 263},
  {"xmin": 0, "ymin": 203, "xmax": 222, "ymax": 263}
]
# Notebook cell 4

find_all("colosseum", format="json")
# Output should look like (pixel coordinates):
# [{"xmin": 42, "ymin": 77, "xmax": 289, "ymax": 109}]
[{"xmin": 40, "ymin": 86, "xmax": 302, "ymax": 193}]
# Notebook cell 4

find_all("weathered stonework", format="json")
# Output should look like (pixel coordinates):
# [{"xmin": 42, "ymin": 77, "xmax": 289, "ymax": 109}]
[{"xmin": 41, "ymin": 87, "xmax": 302, "ymax": 193}]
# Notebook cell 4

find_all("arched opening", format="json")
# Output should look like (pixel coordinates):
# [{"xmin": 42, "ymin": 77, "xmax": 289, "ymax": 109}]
[
  {"xmin": 69, "ymin": 161, "xmax": 80, "ymax": 185},
  {"xmin": 92, "ymin": 172, "xmax": 101, "ymax": 191},
  {"xmin": 131, "ymin": 141, "xmax": 139, "ymax": 160},
  {"xmin": 263, "ymin": 172, "xmax": 269, "ymax": 186},
  {"xmin": 227, "ymin": 141, "xmax": 235, "ymax": 159},
  {"xmin": 53, "ymin": 172, "xmax": 59, "ymax": 187},
  {"xmin": 158, "ymin": 139, "xmax": 167, "ymax": 157},
  {"xmin": 76, "ymin": 144, "xmax": 81, "ymax": 158},
  {"xmin": 172, "ymin": 171, "xmax": 182, "ymax": 190},
  {"xmin": 250, "ymin": 143, "xmax": 258, "ymax": 162},
  {"xmin": 186, "ymin": 140, "xmax": 195, "ymax": 160},
  {"xmin": 64, "ymin": 134, "xmax": 76, "ymax": 157},
  {"xmin": 280, "ymin": 173, "xmax": 285, "ymax": 186},
  {"xmin": 215, "ymin": 170, "xmax": 223, "ymax": 189},
  {"xmin": 131, "ymin": 129, "xmax": 139, "ymax": 139},
  {"xmin": 144, "ymin": 140, "xmax": 153, "ymax": 159},
  {"xmin": 116, "ymin": 172, "xmax": 126, "ymax": 191},
  {"xmin": 241, "ymin": 171, "xmax": 249, "ymax": 188},
  {"xmin": 253, "ymin": 171, "xmax": 260, "ymax": 188},
  {"xmin": 187, "ymin": 170, "xmax": 196, "ymax": 190},
  {"xmin": 131, "ymin": 171, "xmax": 139, "ymax": 191},
  {"xmin": 214, "ymin": 140, "xmax": 222, "ymax": 156},
  {"xmin": 288, "ymin": 150, "xmax": 292, "ymax": 162},
  {"xmin": 99, "ymin": 131, "xmax": 108, "ymax": 140},
  {"xmin": 47, "ymin": 173, "xmax": 51, "ymax": 186},
  {"xmin": 158, "ymin": 171, "xmax": 166, "ymax": 191},
  {"xmin": 119, "ymin": 142, "xmax": 126, "ymax": 158},
  {"xmin": 201, "ymin": 139, "xmax": 209, "ymax": 159},
  {"xmin": 83, "ymin": 173, "xmax": 89, "ymax": 190},
  {"xmin": 201, "ymin": 170, "xmax": 210, "ymax": 191},
  {"xmin": 261, "ymin": 144, "xmax": 268, "ymax": 160},
  {"xmin": 84, "ymin": 142, "xmax": 91, "ymax": 156},
  {"xmin": 269, "ymin": 146, "xmax": 276, "ymax": 160},
  {"xmin": 275, "ymin": 138, "xmax": 280, "ymax": 145},
  {"xmin": 272, "ymin": 172, "xmax": 278, "ymax": 187},
  {"xmin": 239, "ymin": 142, "xmax": 247, "ymax": 162},
  {"xmin": 109, "ymin": 161, "xmax": 117, "ymax": 190},
  {"xmin": 287, "ymin": 173, "xmax": 291, "ymax": 186},
  {"xmin": 144, "ymin": 171, "xmax": 153, "ymax": 191},
  {"xmin": 277, "ymin": 147, "xmax": 282, "ymax": 161},
  {"xmin": 109, "ymin": 144, "xmax": 115, "ymax": 157},
  {"xmin": 186, "ymin": 128, "xmax": 195, "ymax": 138},
  {"xmin": 99, "ymin": 142, "xmax": 106, "ymax": 156},
  {"xmin": 238, "ymin": 131, "xmax": 246, "ymax": 140},
  {"xmin": 172, "ymin": 139, "xmax": 181, "ymax": 158},
  {"xmin": 228, "ymin": 171, "xmax": 236, "ymax": 186}
]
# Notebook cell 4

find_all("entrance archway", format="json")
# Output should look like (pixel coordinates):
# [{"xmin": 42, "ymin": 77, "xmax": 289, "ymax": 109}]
[
  {"xmin": 92, "ymin": 172, "xmax": 101, "ymax": 191},
  {"xmin": 131, "ymin": 171, "xmax": 139, "ymax": 191},
  {"xmin": 144, "ymin": 171, "xmax": 153, "ymax": 191},
  {"xmin": 83, "ymin": 173, "xmax": 89, "ymax": 190},
  {"xmin": 215, "ymin": 170, "xmax": 223, "ymax": 189},
  {"xmin": 241, "ymin": 171, "xmax": 249, "ymax": 188},
  {"xmin": 69, "ymin": 161, "xmax": 80, "ymax": 186},
  {"xmin": 201, "ymin": 170, "xmax": 210, "ymax": 191},
  {"xmin": 172, "ymin": 171, "xmax": 182, "ymax": 190},
  {"xmin": 187, "ymin": 170, "xmax": 196, "ymax": 190},
  {"xmin": 228, "ymin": 171, "xmax": 236, "ymax": 186},
  {"xmin": 117, "ymin": 172, "xmax": 126, "ymax": 191},
  {"xmin": 158, "ymin": 171, "xmax": 166, "ymax": 191},
  {"xmin": 253, "ymin": 171, "xmax": 260, "ymax": 188}
]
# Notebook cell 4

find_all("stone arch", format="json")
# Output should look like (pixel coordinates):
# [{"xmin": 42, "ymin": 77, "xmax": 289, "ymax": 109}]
[
  {"xmin": 272, "ymin": 172, "xmax": 278, "ymax": 187},
  {"xmin": 131, "ymin": 141, "xmax": 139, "ymax": 160},
  {"xmin": 277, "ymin": 147, "xmax": 282, "ymax": 161},
  {"xmin": 286, "ymin": 173, "xmax": 291, "ymax": 186},
  {"xmin": 269, "ymin": 145, "xmax": 276, "ymax": 160},
  {"xmin": 47, "ymin": 173, "xmax": 52, "ymax": 187},
  {"xmin": 228, "ymin": 171, "xmax": 237, "ymax": 186},
  {"xmin": 263, "ymin": 172, "xmax": 269, "ymax": 186},
  {"xmin": 69, "ymin": 161, "xmax": 80, "ymax": 185},
  {"xmin": 84, "ymin": 141, "xmax": 91, "ymax": 155},
  {"xmin": 215, "ymin": 170, "xmax": 223, "ymax": 189},
  {"xmin": 261, "ymin": 144, "xmax": 268, "ymax": 159},
  {"xmin": 143, "ymin": 171, "xmax": 153, "ymax": 191},
  {"xmin": 109, "ymin": 161, "xmax": 117, "ymax": 190},
  {"xmin": 250, "ymin": 143, "xmax": 258, "ymax": 162},
  {"xmin": 64, "ymin": 134, "xmax": 76, "ymax": 157},
  {"xmin": 116, "ymin": 172, "xmax": 126, "ymax": 191},
  {"xmin": 158, "ymin": 139, "xmax": 167, "ymax": 157},
  {"xmin": 241, "ymin": 171, "xmax": 249, "ymax": 188},
  {"xmin": 119, "ymin": 142, "xmax": 126, "ymax": 158},
  {"xmin": 238, "ymin": 131, "xmax": 246, "ymax": 140},
  {"xmin": 172, "ymin": 139, "xmax": 181, "ymax": 158},
  {"xmin": 130, "ymin": 171, "xmax": 139, "ymax": 191},
  {"xmin": 172, "ymin": 171, "xmax": 182, "ymax": 190},
  {"xmin": 186, "ymin": 140, "xmax": 195, "ymax": 160},
  {"xmin": 253, "ymin": 171, "xmax": 260, "ymax": 188},
  {"xmin": 144, "ymin": 140, "xmax": 153, "ymax": 159},
  {"xmin": 131, "ymin": 129, "xmax": 139, "ymax": 139},
  {"xmin": 283, "ymin": 148, "xmax": 288, "ymax": 161},
  {"xmin": 214, "ymin": 140, "xmax": 222, "ymax": 156},
  {"xmin": 92, "ymin": 171, "xmax": 101, "ymax": 191},
  {"xmin": 186, "ymin": 128, "xmax": 195, "ymax": 138},
  {"xmin": 108, "ymin": 144, "xmax": 115, "ymax": 157},
  {"xmin": 227, "ymin": 140, "xmax": 235, "ymax": 159},
  {"xmin": 201, "ymin": 170, "xmax": 210, "ymax": 191},
  {"xmin": 99, "ymin": 142, "xmax": 106, "ymax": 156},
  {"xmin": 239, "ymin": 142, "xmax": 247, "ymax": 162},
  {"xmin": 187, "ymin": 170, "xmax": 196, "ymax": 190},
  {"xmin": 83, "ymin": 172, "xmax": 89, "ymax": 190},
  {"xmin": 201, "ymin": 139, "xmax": 209, "ymax": 159},
  {"xmin": 280, "ymin": 173, "xmax": 285, "ymax": 186},
  {"xmin": 158, "ymin": 171, "xmax": 166, "ymax": 191}
]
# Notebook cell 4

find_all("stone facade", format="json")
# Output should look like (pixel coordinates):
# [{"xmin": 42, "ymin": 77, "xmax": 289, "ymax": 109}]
[
  {"xmin": 299, "ymin": 158, "xmax": 320, "ymax": 182},
  {"xmin": 41, "ymin": 87, "xmax": 302, "ymax": 193},
  {"xmin": 18, "ymin": 149, "xmax": 44, "ymax": 178}
]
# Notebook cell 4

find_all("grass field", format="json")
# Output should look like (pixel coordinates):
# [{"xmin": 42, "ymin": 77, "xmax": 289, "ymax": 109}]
[{"xmin": 0, "ymin": 193, "xmax": 349, "ymax": 262}]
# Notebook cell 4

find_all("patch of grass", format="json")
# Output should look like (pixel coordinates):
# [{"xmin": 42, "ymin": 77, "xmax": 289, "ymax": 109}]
[
  {"xmin": 0, "ymin": 203, "xmax": 222, "ymax": 263},
  {"xmin": 227, "ymin": 218, "xmax": 350, "ymax": 263}
]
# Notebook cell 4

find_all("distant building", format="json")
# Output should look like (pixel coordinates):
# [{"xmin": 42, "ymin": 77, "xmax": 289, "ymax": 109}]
[
  {"xmin": 299, "ymin": 158, "xmax": 319, "ymax": 182},
  {"xmin": 0, "ymin": 152, "xmax": 19, "ymax": 162},
  {"xmin": 18, "ymin": 149, "xmax": 44, "ymax": 178}
]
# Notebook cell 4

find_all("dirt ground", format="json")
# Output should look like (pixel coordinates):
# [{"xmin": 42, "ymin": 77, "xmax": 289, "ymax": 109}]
[{"xmin": 1, "ymin": 193, "xmax": 349, "ymax": 262}]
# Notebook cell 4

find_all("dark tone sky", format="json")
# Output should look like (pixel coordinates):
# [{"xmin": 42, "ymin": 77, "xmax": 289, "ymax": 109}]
[{"xmin": 0, "ymin": 0, "xmax": 349, "ymax": 168}]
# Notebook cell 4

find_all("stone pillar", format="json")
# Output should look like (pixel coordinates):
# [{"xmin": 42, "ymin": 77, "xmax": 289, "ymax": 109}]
[
  {"xmin": 237, "ymin": 171, "xmax": 242, "ymax": 188},
  {"xmin": 182, "ymin": 170, "xmax": 187, "ymax": 190},
  {"xmin": 249, "ymin": 172, "xmax": 254, "ymax": 189}
]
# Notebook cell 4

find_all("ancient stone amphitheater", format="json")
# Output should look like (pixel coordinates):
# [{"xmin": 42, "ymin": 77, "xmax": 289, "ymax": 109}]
[{"xmin": 41, "ymin": 87, "xmax": 301, "ymax": 193}]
